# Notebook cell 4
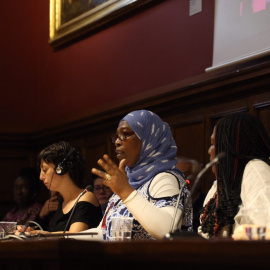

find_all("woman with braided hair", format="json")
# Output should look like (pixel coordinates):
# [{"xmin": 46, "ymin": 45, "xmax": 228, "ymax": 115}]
[{"xmin": 198, "ymin": 112, "xmax": 270, "ymax": 239}]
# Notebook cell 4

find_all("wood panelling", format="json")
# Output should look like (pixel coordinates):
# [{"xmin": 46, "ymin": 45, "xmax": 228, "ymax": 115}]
[
  {"xmin": 257, "ymin": 107, "xmax": 270, "ymax": 135},
  {"xmin": 254, "ymin": 95, "xmax": 270, "ymax": 135},
  {"xmin": 0, "ymin": 58, "xmax": 270, "ymax": 219},
  {"xmin": 173, "ymin": 118, "xmax": 204, "ymax": 163}
]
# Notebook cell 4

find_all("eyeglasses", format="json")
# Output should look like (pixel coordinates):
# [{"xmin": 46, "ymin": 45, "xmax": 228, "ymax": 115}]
[
  {"xmin": 111, "ymin": 132, "xmax": 135, "ymax": 143},
  {"xmin": 94, "ymin": 185, "xmax": 112, "ymax": 193}
]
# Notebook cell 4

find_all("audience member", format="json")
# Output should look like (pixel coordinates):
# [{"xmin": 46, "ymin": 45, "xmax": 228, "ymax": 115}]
[
  {"xmin": 177, "ymin": 157, "xmax": 205, "ymax": 232},
  {"xmin": 198, "ymin": 112, "xmax": 270, "ymax": 239},
  {"xmin": 76, "ymin": 110, "xmax": 192, "ymax": 241},
  {"xmin": 17, "ymin": 141, "xmax": 102, "ymax": 235},
  {"xmin": 91, "ymin": 173, "xmax": 113, "ymax": 215},
  {"xmin": 3, "ymin": 168, "xmax": 42, "ymax": 225},
  {"xmin": 34, "ymin": 191, "xmax": 61, "ymax": 230}
]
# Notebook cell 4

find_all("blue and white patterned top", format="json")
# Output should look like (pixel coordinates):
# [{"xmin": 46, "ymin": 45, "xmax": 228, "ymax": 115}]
[
  {"xmin": 102, "ymin": 171, "xmax": 192, "ymax": 241},
  {"xmin": 101, "ymin": 110, "xmax": 192, "ymax": 240}
]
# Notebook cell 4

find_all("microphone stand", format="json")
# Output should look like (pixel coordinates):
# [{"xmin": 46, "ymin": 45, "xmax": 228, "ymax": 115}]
[
  {"xmin": 169, "ymin": 181, "xmax": 188, "ymax": 233},
  {"xmin": 63, "ymin": 185, "xmax": 92, "ymax": 234},
  {"xmin": 164, "ymin": 152, "xmax": 226, "ymax": 240}
]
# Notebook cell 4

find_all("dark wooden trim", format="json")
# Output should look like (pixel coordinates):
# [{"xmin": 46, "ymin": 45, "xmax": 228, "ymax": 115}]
[{"xmin": 1, "ymin": 238, "xmax": 270, "ymax": 269}]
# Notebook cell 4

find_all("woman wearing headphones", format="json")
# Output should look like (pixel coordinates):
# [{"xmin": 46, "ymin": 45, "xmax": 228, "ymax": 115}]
[{"xmin": 17, "ymin": 141, "xmax": 102, "ymax": 235}]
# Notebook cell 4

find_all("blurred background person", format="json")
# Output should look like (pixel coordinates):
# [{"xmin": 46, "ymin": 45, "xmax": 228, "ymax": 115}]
[
  {"xmin": 35, "ymin": 190, "xmax": 61, "ymax": 230},
  {"xmin": 177, "ymin": 157, "xmax": 205, "ymax": 232},
  {"xmin": 91, "ymin": 173, "xmax": 113, "ymax": 215},
  {"xmin": 2, "ymin": 167, "xmax": 42, "ymax": 225}
]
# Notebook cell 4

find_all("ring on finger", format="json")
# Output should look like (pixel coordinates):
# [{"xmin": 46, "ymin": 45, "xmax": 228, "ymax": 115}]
[{"xmin": 104, "ymin": 173, "xmax": 111, "ymax": 181}]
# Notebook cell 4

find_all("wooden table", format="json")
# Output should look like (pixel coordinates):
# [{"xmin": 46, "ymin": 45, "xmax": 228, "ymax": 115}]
[{"xmin": 0, "ymin": 237, "xmax": 270, "ymax": 270}]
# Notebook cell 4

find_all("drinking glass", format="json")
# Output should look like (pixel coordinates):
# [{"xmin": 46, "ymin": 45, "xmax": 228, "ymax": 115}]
[
  {"xmin": 241, "ymin": 208, "xmax": 268, "ymax": 240},
  {"xmin": 0, "ymin": 222, "xmax": 17, "ymax": 237},
  {"xmin": 110, "ymin": 217, "xmax": 133, "ymax": 241}
]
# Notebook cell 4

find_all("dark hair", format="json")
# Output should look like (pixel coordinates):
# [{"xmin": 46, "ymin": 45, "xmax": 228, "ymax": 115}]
[
  {"xmin": 89, "ymin": 170, "xmax": 105, "ymax": 191},
  {"xmin": 177, "ymin": 157, "xmax": 202, "ymax": 177},
  {"xmin": 16, "ymin": 167, "xmax": 40, "ymax": 197},
  {"xmin": 37, "ymin": 141, "xmax": 86, "ymax": 188},
  {"xmin": 201, "ymin": 113, "xmax": 270, "ymax": 237}
]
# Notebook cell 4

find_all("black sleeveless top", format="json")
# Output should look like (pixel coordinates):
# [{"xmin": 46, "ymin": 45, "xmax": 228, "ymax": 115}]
[{"xmin": 48, "ymin": 197, "xmax": 102, "ymax": 232}]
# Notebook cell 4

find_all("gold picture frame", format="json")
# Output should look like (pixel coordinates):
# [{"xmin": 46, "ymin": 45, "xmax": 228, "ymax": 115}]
[{"xmin": 50, "ymin": 0, "xmax": 157, "ymax": 49}]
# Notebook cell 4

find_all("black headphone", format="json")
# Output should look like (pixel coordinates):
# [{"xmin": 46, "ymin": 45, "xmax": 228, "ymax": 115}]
[{"xmin": 55, "ymin": 147, "xmax": 75, "ymax": 175}]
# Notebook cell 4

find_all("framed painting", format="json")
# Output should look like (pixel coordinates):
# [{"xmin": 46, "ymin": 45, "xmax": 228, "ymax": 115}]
[{"xmin": 50, "ymin": 0, "xmax": 158, "ymax": 49}]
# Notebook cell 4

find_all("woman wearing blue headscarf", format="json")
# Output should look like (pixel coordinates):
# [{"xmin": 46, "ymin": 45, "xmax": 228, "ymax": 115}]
[{"xmin": 90, "ymin": 110, "xmax": 192, "ymax": 240}]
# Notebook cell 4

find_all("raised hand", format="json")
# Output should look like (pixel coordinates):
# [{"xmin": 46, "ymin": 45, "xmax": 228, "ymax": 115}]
[{"xmin": 91, "ymin": 154, "xmax": 134, "ymax": 201}]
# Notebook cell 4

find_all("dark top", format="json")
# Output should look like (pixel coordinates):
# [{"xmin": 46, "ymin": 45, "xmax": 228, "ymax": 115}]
[
  {"xmin": 34, "ymin": 210, "xmax": 57, "ymax": 231},
  {"xmin": 48, "ymin": 197, "xmax": 102, "ymax": 232},
  {"xmin": 193, "ymin": 192, "xmax": 206, "ymax": 232}
]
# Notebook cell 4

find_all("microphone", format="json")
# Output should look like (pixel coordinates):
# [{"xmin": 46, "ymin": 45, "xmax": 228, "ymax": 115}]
[
  {"xmin": 63, "ymin": 185, "xmax": 92, "ymax": 234},
  {"xmin": 80, "ymin": 185, "xmax": 92, "ymax": 197},
  {"xmin": 185, "ymin": 174, "xmax": 195, "ymax": 189},
  {"xmin": 165, "ymin": 152, "xmax": 226, "ymax": 239}
]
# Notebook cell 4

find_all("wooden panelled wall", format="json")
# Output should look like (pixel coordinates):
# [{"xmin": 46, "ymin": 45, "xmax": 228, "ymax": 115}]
[{"xmin": 1, "ymin": 57, "xmax": 270, "ymax": 219}]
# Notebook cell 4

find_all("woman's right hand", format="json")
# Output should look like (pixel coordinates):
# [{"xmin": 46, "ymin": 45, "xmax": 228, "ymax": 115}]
[
  {"xmin": 92, "ymin": 154, "xmax": 134, "ymax": 201},
  {"xmin": 15, "ymin": 225, "xmax": 51, "ymax": 236},
  {"xmin": 15, "ymin": 225, "xmax": 33, "ymax": 235}
]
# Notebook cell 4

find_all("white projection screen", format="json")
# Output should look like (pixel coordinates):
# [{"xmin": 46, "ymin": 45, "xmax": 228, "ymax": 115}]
[{"xmin": 206, "ymin": 0, "xmax": 270, "ymax": 71}]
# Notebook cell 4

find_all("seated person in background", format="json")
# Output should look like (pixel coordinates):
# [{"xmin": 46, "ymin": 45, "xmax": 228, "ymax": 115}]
[
  {"xmin": 177, "ymin": 157, "xmax": 204, "ymax": 232},
  {"xmin": 76, "ymin": 110, "xmax": 192, "ymax": 241},
  {"xmin": 3, "ymin": 167, "xmax": 42, "ymax": 225},
  {"xmin": 91, "ymin": 173, "xmax": 113, "ymax": 215},
  {"xmin": 17, "ymin": 141, "xmax": 102, "ymax": 235},
  {"xmin": 199, "ymin": 112, "xmax": 270, "ymax": 239},
  {"xmin": 34, "ymin": 190, "xmax": 61, "ymax": 230}
]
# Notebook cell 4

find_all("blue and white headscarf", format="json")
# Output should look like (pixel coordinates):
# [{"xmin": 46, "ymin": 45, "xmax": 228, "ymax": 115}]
[{"xmin": 122, "ymin": 110, "xmax": 181, "ymax": 189}]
